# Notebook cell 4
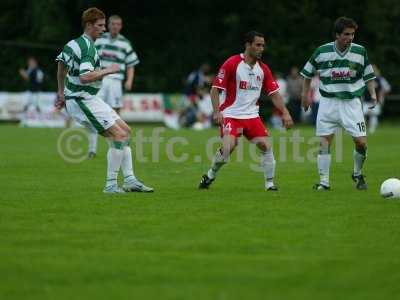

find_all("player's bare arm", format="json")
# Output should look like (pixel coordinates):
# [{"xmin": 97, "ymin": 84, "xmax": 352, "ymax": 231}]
[
  {"xmin": 378, "ymin": 89, "xmax": 385, "ymax": 105},
  {"xmin": 56, "ymin": 61, "xmax": 68, "ymax": 109},
  {"xmin": 124, "ymin": 66, "xmax": 134, "ymax": 91},
  {"xmin": 80, "ymin": 64, "xmax": 120, "ymax": 84},
  {"xmin": 210, "ymin": 86, "xmax": 223, "ymax": 125},
  {"xmin": 366, "ymin": 79, "xmax": 378, "ymax": 109},
  {"xmin": 270, "ymin": 92, "xmax": 294, "ymax": 129},
  {"xmin": 301, "ymin": 77, "xmax": 312, "ymax": 111},
  {"xmin": 19, "ymin": 69, "xmax": 29, "ymax": 81}
]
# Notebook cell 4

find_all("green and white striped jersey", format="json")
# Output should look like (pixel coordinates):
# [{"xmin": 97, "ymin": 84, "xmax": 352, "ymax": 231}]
[
  {"xmin": 301, "ymin": 42, "xmax": 375, "ymax": 100},
  {"xmin": 95, "ymin": 33, "xmax": 139, "ymax": 81},
  {"xmin": 56, "ymin": 34, "xmax": 101, "ymax": 100}
]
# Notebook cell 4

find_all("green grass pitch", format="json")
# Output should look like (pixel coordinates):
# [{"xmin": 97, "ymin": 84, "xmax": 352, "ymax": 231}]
[{"xmin": 1, "ymin": 123, "xmax": 400, "ymax": 299}]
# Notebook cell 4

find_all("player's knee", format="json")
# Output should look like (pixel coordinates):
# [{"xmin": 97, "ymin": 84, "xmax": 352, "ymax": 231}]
[
  {"xmin": 121, "ymin": 126, "xmax": 131, "ymax": 141},
  {"xmin": 221, "ymin": 138, "xmax": 236, "ymax": 154},
  {"xmin": 113, "ymin": 128, "xmax": 128, "ymax": 141},
  {"xmin": 355, "ymin": 141, "xmax": 367, "ymax": 155},
  {"xmin": 221, "ymin": 144, "xmax": 235, "ymax": 159},
  {"xmin": 257, "ymin": 142, "xmax": 270, "ymax": 152},
  {"xmin": 356, "ymin": 140, "xmax": 366, "ymax": 148},
  {"xmin": 319, "ymin": 141, "xmax": 331, "ymax": 154}
]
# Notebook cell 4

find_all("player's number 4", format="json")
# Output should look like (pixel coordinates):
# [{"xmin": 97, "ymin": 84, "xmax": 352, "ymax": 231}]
[
  {"xmin": 223, "ymin": 122, "xmax": 232, "ymax": 133},
  {"xmin": 357, "ymin": 122, "xmax": 366, "ymax": 132}
]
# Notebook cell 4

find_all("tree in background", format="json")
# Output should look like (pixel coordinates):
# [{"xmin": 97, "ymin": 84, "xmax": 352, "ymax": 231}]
[{"xmin": 0, "ymin": 0, "xmax": 398, "ymax": 94}]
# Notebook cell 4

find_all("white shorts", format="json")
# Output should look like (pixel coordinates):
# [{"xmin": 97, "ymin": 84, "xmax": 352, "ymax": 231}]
[
  {"xmin": 66, "ymin": 97, "xmax": 120, "ymax": 134},
  {"xmin": 97, "ymin": 77, "xmax": 123, "ymax": 109},
  {"xmin": 316, "ymin": 97, "xmax": 366, "ymax": 137}
]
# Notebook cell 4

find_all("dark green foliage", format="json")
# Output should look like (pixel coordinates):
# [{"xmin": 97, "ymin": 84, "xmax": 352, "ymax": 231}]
[{"xmin": 0, "ymin": 0, "xmax": 398, "ymax": 93}]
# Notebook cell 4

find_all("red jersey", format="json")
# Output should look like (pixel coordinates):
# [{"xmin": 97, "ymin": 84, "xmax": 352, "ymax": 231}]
[{"xmin": 212, "ymin": 54, "xmax": 279, "ymax": 119}]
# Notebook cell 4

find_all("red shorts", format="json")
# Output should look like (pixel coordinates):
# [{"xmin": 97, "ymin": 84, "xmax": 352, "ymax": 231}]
[{"xmin": 220, "ymin": 117, "xmax": 269, "ymax": 140}]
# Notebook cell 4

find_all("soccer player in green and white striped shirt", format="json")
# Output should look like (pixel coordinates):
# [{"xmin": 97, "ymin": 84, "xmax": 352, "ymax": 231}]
[
  {"xmin": 87, "ymin": 15, "xmax": 139, "ymax": 157},
  {"xmin": 300, "ymin": 16, "xmax": 379, "ymax": 191},
  {"xmin": 56, "ymin": 7, "xmax": 153, "ymax": 193}
]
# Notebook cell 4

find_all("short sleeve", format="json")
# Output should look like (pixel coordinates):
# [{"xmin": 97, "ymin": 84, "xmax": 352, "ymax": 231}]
[
  {"xmin": 56, "ymin": 45, "xmax": 73, "ymax": 67},
  {"xmin": 125, "ymin": 43, "xmax": 140, "ymax": 67},
  {"xmin": 300, "ymin": 49, "xmax": 318, "ymax": 79},
  {"xmin": 362, "ymin": 50, "xmax": 375, "ymax": 82},
  {"xmin": 261, "ymin": 64, "xmax": 280, "ymax": 95},
  {"xmin": 212, "ymin": 57, "xmax": 236, "ymax": 90}
]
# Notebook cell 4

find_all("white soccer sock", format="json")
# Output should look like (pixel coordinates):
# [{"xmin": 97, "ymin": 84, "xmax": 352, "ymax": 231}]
[
  {"xmin": 261, "ymin": 148, "xmax": 276, "ymax": 188},
  {"xmin": 207, "ymin": 149, "xmax": 226, "ymax": 179},
  {"xmin": 88, "ymin": 131, "xmax": 98, "ymax": 153},
  {"xmin": 353, "ymin": 149, "xmax": 366, "ymax": 176},
  {"xmin": 121, "ymin": 146, "xmax": 137, "ymax": 183},
  {"xmin": 106, "ymin": 146, "xmax": 124, "ymax": 187},
  {"xmin": 318, "ymin": 154, "xmax": 331, "ymax": 187}
]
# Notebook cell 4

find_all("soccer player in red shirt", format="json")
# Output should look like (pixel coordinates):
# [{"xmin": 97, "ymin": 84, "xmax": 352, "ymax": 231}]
[{"xmin": 199, "ymin": 31, "xmax": 293, "ymax": 191}]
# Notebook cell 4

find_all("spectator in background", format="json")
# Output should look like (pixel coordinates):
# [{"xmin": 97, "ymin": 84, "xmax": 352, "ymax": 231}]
[
  {"xmin": 178, "ymin": 98, "xmax": 198, "ymax": 128},
  {"xmin": 192, "ymin": 86, "xmax": 214, "ymax": 130},
  {"xmin": 180, "ymin": 63, "xmax": 213, "ymax": 128},
  {"xmin": 270, "ymin": 72, "xmax": 288, "ymax": 130},
  {"xmin": 19, "ymin": 56, "xmax": 44, "ymax": 125},
  {"xmin": 363, "ymin": 64, "xmax": 391, "ymax": 134},
  {"xmin": 184, "ymin": 63, "xmax": 212, "ymax": 97},
  {"xmin": 286, "ymin": 66, "xmax": 303, "ymax": 123}
]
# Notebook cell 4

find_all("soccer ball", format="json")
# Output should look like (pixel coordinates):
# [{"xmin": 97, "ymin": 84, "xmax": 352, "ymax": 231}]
[{"xmin": 380, "ymin": 178, "xmax": 400, "ymax": 199}]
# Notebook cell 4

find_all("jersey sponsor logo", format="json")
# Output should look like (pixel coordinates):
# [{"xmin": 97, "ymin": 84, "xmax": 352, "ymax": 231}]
[
  {"xmin": 239, "ymin": 80, "xmax": 260, "ymax": 91},
  {"xmin": 239, "ymin": 80, "xmax": 248, "ymax": 89},
  {"xmin": 100, "ymin": 51, "xmax": 119, "ymax": 60},
  {"xmin": 331, "ymin": 69, "xmax": 356, "ymax": 80}
]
